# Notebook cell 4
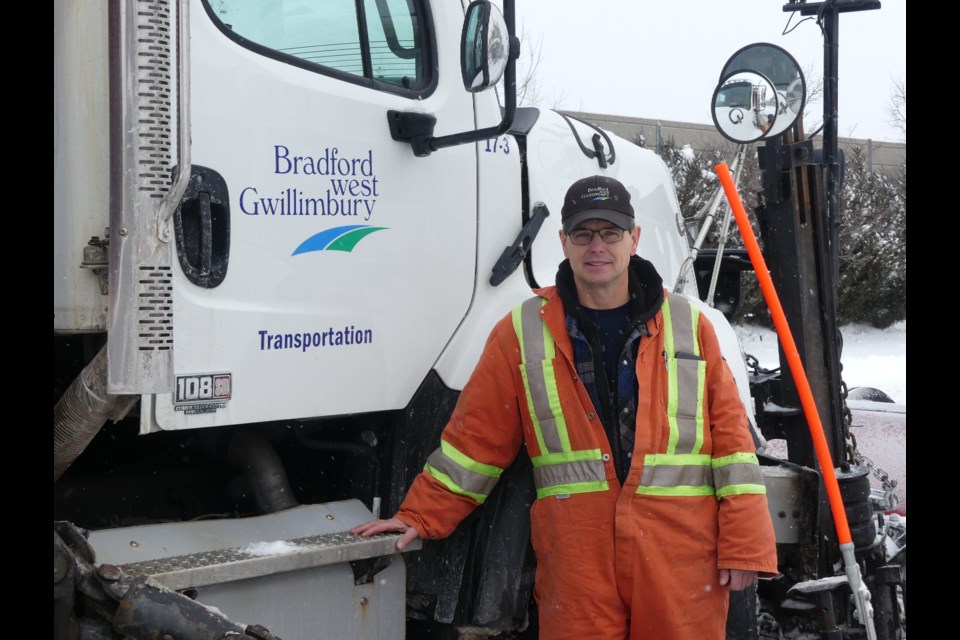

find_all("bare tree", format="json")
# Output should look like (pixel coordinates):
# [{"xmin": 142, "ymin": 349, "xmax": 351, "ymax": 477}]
[
  {"xmin": 800, "ymin": 63, "xmax": 824, "ymax": 136},
  {"xmin": 503, "ymin": 23, "xmax": 570, "ymax": 110},
  {"xmin": 516, "ymin": 25, "xmax": 544, "ymax": 106},
  {"xmin": 889, "ymin": 78, "xmax": 906, "ymax": 140}
]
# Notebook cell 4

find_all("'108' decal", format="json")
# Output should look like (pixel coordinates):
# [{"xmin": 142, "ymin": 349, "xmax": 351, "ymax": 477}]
[{"xmin": 175, "ymin": 373, "xmax": 232, "ymax": 404}]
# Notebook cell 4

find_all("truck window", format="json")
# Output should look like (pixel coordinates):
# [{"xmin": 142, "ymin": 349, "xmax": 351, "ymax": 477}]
[
  {"xmin": 717, "ymin": 82, "xmax": 752, "ymax": 109},
  {"xmin": 203, "ymin": 0, "xmax": 430, "ymax": 93}
]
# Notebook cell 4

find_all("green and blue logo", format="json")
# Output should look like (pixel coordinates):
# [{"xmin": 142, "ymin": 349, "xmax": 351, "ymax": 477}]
[{"xmin": 292, "ymin": 225, "xmax": 387, "ymax": 255}]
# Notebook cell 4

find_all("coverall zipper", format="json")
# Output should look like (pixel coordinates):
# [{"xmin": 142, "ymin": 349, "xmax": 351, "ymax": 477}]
[{"xmin": 584, "ymin": 319, "xmax": 646, "ymax": 486}]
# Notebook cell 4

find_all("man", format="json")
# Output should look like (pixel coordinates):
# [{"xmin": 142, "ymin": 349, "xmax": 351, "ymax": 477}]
[{"xmin": 352, "ymin": 175, "xmax": 778, "ymax": 639}]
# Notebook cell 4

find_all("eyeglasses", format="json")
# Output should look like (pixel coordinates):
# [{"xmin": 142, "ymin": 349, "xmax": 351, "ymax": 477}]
[{"xmin": 566, "ymin": 227, "xmax": 626, "ymax": 245}]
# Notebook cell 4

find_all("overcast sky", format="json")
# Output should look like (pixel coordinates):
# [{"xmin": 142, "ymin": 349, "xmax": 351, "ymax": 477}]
[{"xmin": 510, "ymin": 0, "xmax": 906, "ymax": 142}]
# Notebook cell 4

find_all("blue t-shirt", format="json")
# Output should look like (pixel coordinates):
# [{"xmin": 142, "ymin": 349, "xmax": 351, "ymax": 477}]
[{"xmin": 582, "ymin": 302, "xmax": 632, "ymax": 383}]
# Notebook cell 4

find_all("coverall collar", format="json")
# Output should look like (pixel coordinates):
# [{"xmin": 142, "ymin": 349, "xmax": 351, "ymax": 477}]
[
  {"xmin": 533, "ymin": 255, "xmax": 666, "ymax": 362},
  {"xmin": 556, "ymin": 255, "xmax": 665, "ymax": 331}
]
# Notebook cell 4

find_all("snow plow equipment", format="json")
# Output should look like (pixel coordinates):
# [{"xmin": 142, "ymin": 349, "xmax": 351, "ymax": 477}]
[{"xmin": 716, "ymin": 161, "xmax": 877, "ymax": 640}]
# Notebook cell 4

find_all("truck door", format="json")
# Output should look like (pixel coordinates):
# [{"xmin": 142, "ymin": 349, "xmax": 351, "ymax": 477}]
[{"xmin": 147, "ymin": 0, "xmax": 478, "ymax": 430}]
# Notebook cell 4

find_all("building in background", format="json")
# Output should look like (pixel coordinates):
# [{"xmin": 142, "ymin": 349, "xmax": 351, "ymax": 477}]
[{"xmin": 565, "ymin": 111, "xmax": 905, "ymax": 177}]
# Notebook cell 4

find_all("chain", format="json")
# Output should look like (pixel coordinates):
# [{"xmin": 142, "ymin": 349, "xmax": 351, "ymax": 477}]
[
  {"xmin": 840, "ymin": 380, "xmax": 900, "ymax": 512},
  {"xmin": 744, "ymin": 353, "xmax": 777, "ymax": 375}
]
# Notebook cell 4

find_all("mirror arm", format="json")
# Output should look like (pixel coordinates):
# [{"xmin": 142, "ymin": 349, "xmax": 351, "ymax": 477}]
[
  {"xmin": 387, "ymin": 0, "xmax": 518, "ymax": 157},
  {"xmin": 427, "ymin": 37, "xmax": 517, "ymax": 153}
]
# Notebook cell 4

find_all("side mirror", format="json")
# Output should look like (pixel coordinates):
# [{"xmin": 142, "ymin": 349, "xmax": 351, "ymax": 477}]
[
  {"xmin": 388, "ymin": 0, "xmax": 518, "ymax": 157},
  {"xmin": 712, "ymin": 42, "xmax": 806, "ymax": 143},
  {"xmin": 461, "ymin": 0, "xmax": 510, "ymax": 92}
]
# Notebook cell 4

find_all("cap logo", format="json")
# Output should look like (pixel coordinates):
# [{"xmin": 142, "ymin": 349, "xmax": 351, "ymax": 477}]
[{"xmin": 585, "ymin": 186, "xmax": 610, "ymax": 201}]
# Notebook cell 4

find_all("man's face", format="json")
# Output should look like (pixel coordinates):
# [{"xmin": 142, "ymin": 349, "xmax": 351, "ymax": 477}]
[{"xmin": 560, "ymin": 219, "xmax": 641, "ymax": 291}]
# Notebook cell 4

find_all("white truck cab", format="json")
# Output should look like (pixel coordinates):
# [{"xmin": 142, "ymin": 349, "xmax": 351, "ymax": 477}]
[{"xmin": 54, "ymin": 2, "xmax": 753, "ymax": 638}]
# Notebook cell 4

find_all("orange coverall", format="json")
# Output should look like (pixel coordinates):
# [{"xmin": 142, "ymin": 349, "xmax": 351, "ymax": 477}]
[{"xmin": 396, "ymin": 285, "xmax": 778, "ymax": 640}]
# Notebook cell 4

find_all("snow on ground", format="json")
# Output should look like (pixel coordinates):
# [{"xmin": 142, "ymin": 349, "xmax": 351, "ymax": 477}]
[
  {"xmin": 734, "ymin": 321, "xmax": 907, "ymax": 514},
  {"xmin": 734, "ymin": 321, "xmax": 906, "ymax": 405}
]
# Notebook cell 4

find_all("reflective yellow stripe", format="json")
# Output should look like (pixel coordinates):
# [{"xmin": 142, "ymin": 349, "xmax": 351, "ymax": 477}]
[
  {"xmin": 717, "ymin": 484, "xmax": 767, "ymax": 497},
  {"xmin": 425, "ymin": 463, "xmax": 488, "ymax": 504},
  {"xmin": 637, "ymin": 485, "xmax": 716, "ymax": 497},
  {"xmin": 541, "ymin": 311, "xmax": 555, "ymax": 360},
  {"xmin": 662, "ymin": 297, "xmax": 681, "ymax": 454},
  {"xmin": 537, "ymin": 481, "xmax": 609, "ymax": 499},
  {"xmin": 690, "ymin": 358, "xmax": 706, "ymax": 454},
  {"xmin": 689, "ymin": 304, "xmax": 702, "ymax": 357},
  {"xmin": 645, "ymin": 453, "xmax": 711, "ymax": 466},
  {"xmin": 531, "ymin": 449, "xmax": 603, "ymax": 467},
  {"xmin": 542, "ymin": 358, "xmax": 572, "ymax": 451},
  {"xmin": 440, "ymin": 440, "xmax": 503, "ymax": 478},
  {"xmin": 713, "ymin": 452, "xmax": 760, "ymax": 467},
  {"xmin": 689, "ymin": 305, "xmax": 705, "ymax": 454}
]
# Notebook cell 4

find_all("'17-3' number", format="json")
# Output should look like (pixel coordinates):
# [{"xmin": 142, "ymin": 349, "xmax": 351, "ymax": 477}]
[{"xmin": 484, "ymin": 136, "xmax": 510, "ymax": 155}]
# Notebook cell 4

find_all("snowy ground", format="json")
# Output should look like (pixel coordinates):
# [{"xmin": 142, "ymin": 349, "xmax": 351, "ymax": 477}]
[
  {"xmin": 734, "ymin": 321, "xmax": 906, "ymax": 405},
  {"xmin": 734, "ymin": 321, "xmax": 907, "ymax": 514}
]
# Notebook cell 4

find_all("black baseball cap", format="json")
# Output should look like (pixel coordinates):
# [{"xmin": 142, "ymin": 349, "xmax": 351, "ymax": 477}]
[{"xmin": 561, "ymin": 175, "xmax": 635, "ymax": 233}]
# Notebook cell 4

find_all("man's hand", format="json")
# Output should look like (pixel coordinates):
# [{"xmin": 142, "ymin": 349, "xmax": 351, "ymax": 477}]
[
  {"xmin": 718, "ymin": 568, "xmax": 758, "ymax": 591},
  {"xmin": 350, "ymin": 517, "xmax": 421, "ymax": 551}
]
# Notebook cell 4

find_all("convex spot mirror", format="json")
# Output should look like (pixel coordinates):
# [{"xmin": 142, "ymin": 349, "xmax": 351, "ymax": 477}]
[
  {"xmin": 712, "ymin": 42, "xmax": 806, "ymax": 143},
  {"xmin": 712, "ymin": 71, "xmax": 779, "ymax": 144},
  {"xmin": 461, "ymin": 0, "xmax": 510, "ymax": 92}
]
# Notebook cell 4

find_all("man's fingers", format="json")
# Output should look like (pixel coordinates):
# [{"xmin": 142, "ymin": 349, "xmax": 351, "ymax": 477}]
[
  {"xmin": 720, "ymin": 569, "xmax": 758, "ymax": 591},
  {"xmin": 350, "ymin": 518, "xmax": 402, "ymax": 537},
  {"xmin": 396, "ymin": 527, "xmax": 420, "ymax": 551},
  {"xmin": 349, "ymin": 521, "xmax": 382, "ymax": 536}
]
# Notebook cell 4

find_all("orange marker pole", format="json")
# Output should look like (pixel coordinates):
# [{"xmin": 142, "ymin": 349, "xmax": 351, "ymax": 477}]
[
  {"xmin": 714, "ymin": 163, "xmax": 877, "ymax": 640},
  {"xmin": 713, "ymin": 162, "xmax": 850, "ymax": 542},
  {"xmin": 716, "ymin": 162, "xmax": 879, "ymax": 638}
]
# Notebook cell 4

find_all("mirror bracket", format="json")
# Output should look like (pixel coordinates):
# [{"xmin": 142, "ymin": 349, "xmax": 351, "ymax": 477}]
[
  {"xmin": 387, "ymin": 110, "xmax": 438, "ymax": 158},
  {"xmin": 781, "ymin": 139, "xmax": 816, "ymax": 170}
]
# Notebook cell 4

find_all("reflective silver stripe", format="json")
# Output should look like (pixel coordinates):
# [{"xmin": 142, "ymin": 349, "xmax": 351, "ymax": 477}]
[
  {"xmin": 520, "ymin": 297, "xmax": 547, "ymax": 362},
  {"xmin": 664, "ymin": 293, "xmax": 705, "ymax": 456},
  {"xmin": 533, "ymin": 457, "xmax": 606, "ymax": 490},
  {"xmin": 425, "ymin": 448, "xmax": 500, "ymax": 499},
  {"xmin": 517, "ymin": 297, "xmax": 566, "ymax": 454},
  {"xmin": 712, "ymin": 453, "xmax": 765, "ymax": 496},
  {"xmin": 639, "ymin": 454, "xmax": 713, "ymax": 488},
  {"xmin": 667, "ymin": 292, "xmax": 697, "ymax": 356}
]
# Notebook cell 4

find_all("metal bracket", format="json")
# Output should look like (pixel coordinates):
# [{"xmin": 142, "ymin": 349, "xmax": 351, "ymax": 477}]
[
  {"xmin": 350, "ymin": 555, "xmax": 392, "ymax": 585},
  {"xmin": 387, "ymin": 110, "xmax": 438, "ymax": 158},
  {"xmin": 780, "ymin": 139, "xmax": 816, "ymax": 170},
  {"xmin": 490, "ymin": 202, "xmax": 550, "ymax": 286}
]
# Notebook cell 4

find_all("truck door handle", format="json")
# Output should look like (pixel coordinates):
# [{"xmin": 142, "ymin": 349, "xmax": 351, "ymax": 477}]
[
  {"xmin": 489, "ymin": 203, "xmax": 550, "ymax": 287},
  {"xmin": 173, "ymin": 166, "xmax": 231, "ymax": 288},
  {"xmin": 196, "ymin": 191, "xmax": 213, "ymax": 277}
]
